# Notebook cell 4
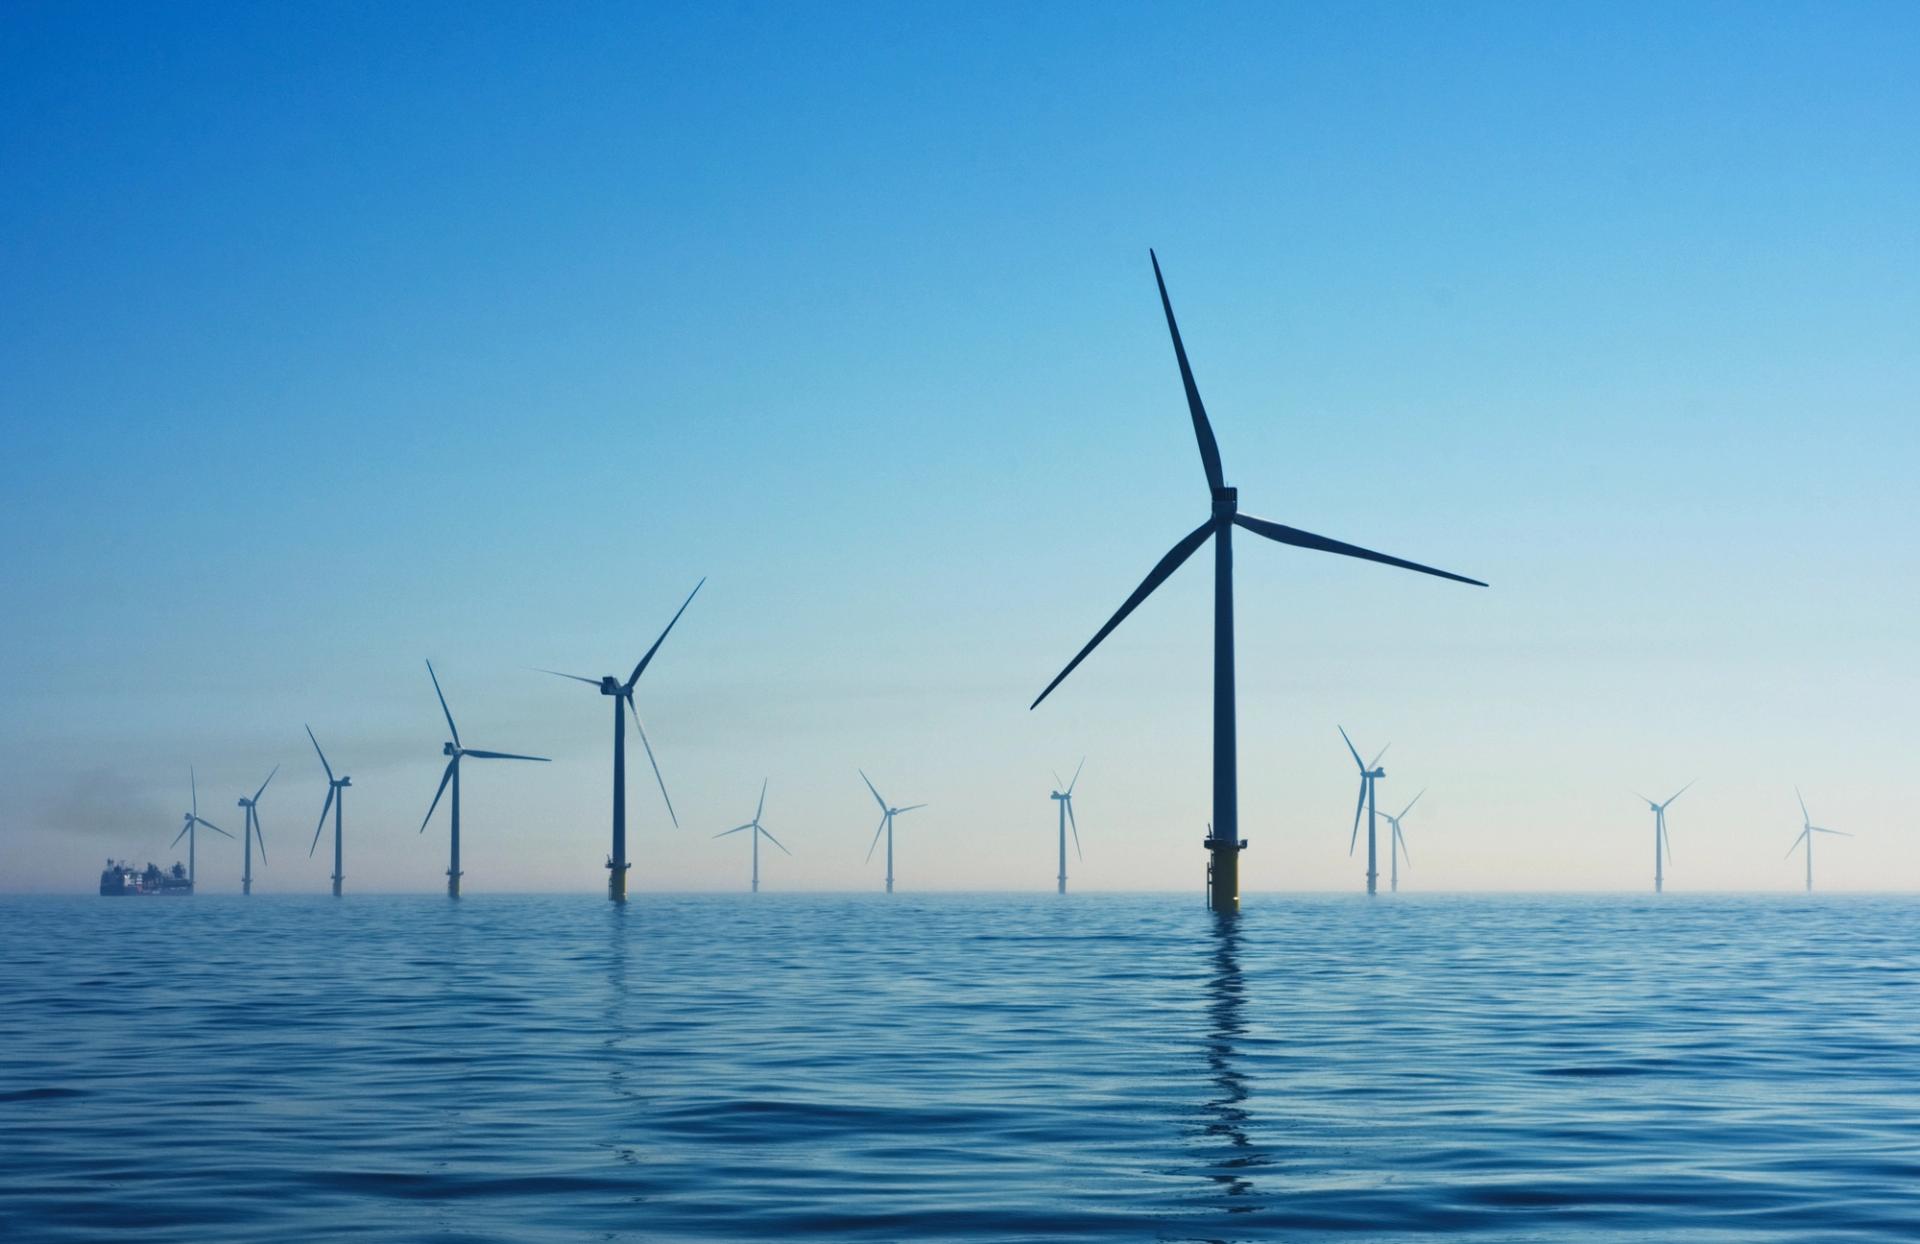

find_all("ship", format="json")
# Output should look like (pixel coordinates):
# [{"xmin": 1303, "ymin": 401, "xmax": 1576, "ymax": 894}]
[{"xmin": 99, "ymin": 859, "xmax": 193, "ymax": 896}]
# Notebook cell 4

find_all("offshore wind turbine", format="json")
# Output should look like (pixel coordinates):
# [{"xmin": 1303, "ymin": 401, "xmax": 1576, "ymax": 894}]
[
  {"xmin": 1340, "ymin": 727, "xmax": 1390, "ymax": 895},
  {"xmin": 236, "ymin": 766, "xmax": 276, "ymax": 895},
  {"xmin": 537, "ymin": 579, "xmax": 702, "ymax": 903},
  {"xmin": 170, "ymin": 767, "xmax": 233, "ymax": 890},
  {"xmin": 1788, "ymin": 788, "xmax": 1852, "ymax": 893},
  {"xmin": 1377, "ymin": 789, "xmax": 1424, "ymax": 894},
  {"xmin": 1029, "ymin": 251, "xmax": 1486, "ymax": 913},
  {"xmin": 860, "ymin": 771, "xmax": 925, "ymax": 894},
  {"xmin": 714, "ymin": 780, "xmax": 789, "ymax": 892},
  {"xmin": 421, "ymin": 660, "xmax": 549, "ymax": 898},
  {"xmin": 1050, "ymin": 760, "xmax": 1084, "ymax": 894},
  {"xmin": 305, "ymin": 726, "xmax": 351, "ymax": 896},
  {"xmin": 1634, "ymin": 781, "xmax": 1692, "ymax": 894}
]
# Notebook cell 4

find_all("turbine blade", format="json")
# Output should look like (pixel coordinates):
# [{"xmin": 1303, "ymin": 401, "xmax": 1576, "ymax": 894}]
[
  {"xmin": 1067, "ymin": 757, "xmax": 1085, "ymax": 796},
  {"xmin": 190, "ymin": 765, "xmax": 198, "ymax": 819},
  {"xmin": 1662, "ymin": 824, "xmax": 1674, "ymax": 864},
  {"xmin": 1338, "ymin": 725, "xmax": 1365, "ymax": 770},
  {"xmin": 865, "ymin": 813, "xmax": 887, "ymax": 863},
  {"xmin": 1369, "ymin": 743, "xmax": 1390, "ymax": 769},
  {"xmin": 1395, "ymin": 823, "xmax": 1411, "ymax": 865},
  {"xmin": 1233, "ymin": 513, "xmax": 1488, "ymax": 587},
  {"xmin": 755, "ymin": 778, "xmax": 768, "ymax": 824},
  {"xmin": 171, "ymin": 823, "xmax": 189, "ymax": 848},
  {"xmin": 1400, "ymin": 788, "xmax": 1425, "ymax": 820},
  {"xmin": 253, "ymin": 818, "xmax": 267, "ymax": 864},
  {"xmin": 197, "ymin": 817, "xmax": 234, "ymax": 839},
  {"xmin": 859, "ymin": 769, "xmax": 888, "ymax": 814},
  {"xmin": 713, "ymin": 825, "xmax": 752, "ymax": 839},
  {"xmin": 895, "ymin": 803, "xmax": 928, "ymax": 814},
  {"xmin": 1149, "ymin": 249, "xmax": 1225, "ymax": 492},
  {"xmin": 426, "ymin": 659, "xmax": 460, "ymax": 747},
  {"xmin": 535, "ymin": 667, "xmax": 601, "ymax": 686},
  {"xmin": 1786, "ymin": 828, "xmax": 1808, "ymax": 858},
  {"xmin": 1630, "ymin": 790, "xmax": 1655, "ymax": 806},
  {"xmin": 305, "ymin": 725, "xmax": 334, "ymax": 784},
  {"xmin": 1052, "ymin": 770, "xmax": 1065, "ymax": 792},
  {"xmin": 628, "ymin": 698, "xmax": 676, "ymax": 827},
  {"xmin": 1796, "ymin": 786, "xmax": 1810, "ymax": 826},
  {"xmin": 1030, "ymin": 519, "xmax": 1215, "ymax": 710},
  {"xmin": 1663, "ymin": 779, "xmax": 1696, "ymax": 809},
  {"xmin": 1349, "ymin": 781, "xmax": 1366, "ymax": 854},
  {"xmin": 626, "ymin": 578, "xmax": 705, "ymax": 691},
  {"xmin": 1067, "ymin": 799, "xmax": 1082, "ymax": 860},
  {"xmin": 309, "ymin": 786, "xmax": 335, "ymax": 857},
  {"xmin": 759, "ymin": 825, "xmax": 792, "ymax": 856},
  {"xmin": 463, "ymin": 748, "xmax": 551, "ymax": 762},
  {"xmin": 252, "ymin": 765, "xmax": 277, "ymax": 803},
  {"xmin": 1813, "ymin": 827, "xmax": 1853, "ymax": 838},
  {"xmin": 421, "ymin": 759, "xmax": 455, "ymax": 832}
]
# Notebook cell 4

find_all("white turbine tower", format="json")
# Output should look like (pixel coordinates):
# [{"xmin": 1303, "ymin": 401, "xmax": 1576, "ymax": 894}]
[
  {"xmin": 1050, "ymin": 760, "xmax": 1084, "ymax": 894},
  {"xmin": 1787, "ymin": 788, "xmax": 1851, "ymax": 893},
  {"xmin": 1377, "ymin": 789, "xmax": 1424, "ymax": 894},
  {"xmin": 715, "ymin": 780, "xmax": 789, "ymax": 893},
  {"xmin": 860, "ymin": 771, "xmax": 926, "ymax": 894},
  {"xmin": 1634, "ymin": 781, "xmax": 1692, "ymax": 893}
]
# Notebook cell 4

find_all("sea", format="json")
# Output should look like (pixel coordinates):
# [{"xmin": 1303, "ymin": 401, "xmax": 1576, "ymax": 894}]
[{"xmin": 1, "ymin": 893, "xmax": 1916, "ymax": 1242}]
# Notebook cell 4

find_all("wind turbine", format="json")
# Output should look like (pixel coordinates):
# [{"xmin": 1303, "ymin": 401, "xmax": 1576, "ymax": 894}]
[
  {"xmin": 1340, "ymin": 727, "xmax": 1390, "ymax": 894},
  {"xmin": 305, "ymin": 726, "xmax": 350, "ymax": 896},
  {"xmin": 170, "ymin": 767, "xmax": 233, "ymax": 891},
  {"xmin": 1382, "ymin": 787, "xmax": 1428, "ymax": 894},
  {"xmin": 1634, "ymin": 781, "xmax": 1692, "ymax": 894},
  {"xmin": 714, "ymin": 779, "xmax": 789, "ymax": 892},
  {"xmin": 421, "ymin": 659, "xmax": 549, "ymax": 898},
  {"xmin": 236, "ymin": 766, "xmax": 276, "ymax": 895},
  {"xmin": 1030, "ymin": 251, "xmax": 1486, "ymax": 912},
  {"xmin": 860, "ymin": 771, "xmax": 926, "ymax": 894},
  {"xmin": 537, "ymin": 579, "xmax": 702, "ymax": 903},
  {"xmin": 1050, "ymin": 760, "xmax": 1084, "ymax": 894},
  {"xmin": 1788, "ymin": 788, "xmax": 1852, "ymax": 893}
]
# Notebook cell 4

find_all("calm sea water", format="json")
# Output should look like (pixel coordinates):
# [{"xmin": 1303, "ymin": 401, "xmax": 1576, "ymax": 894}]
[{"xmin": 1, "ymin": 893, "xmax": 1916, "ymax": 1242}]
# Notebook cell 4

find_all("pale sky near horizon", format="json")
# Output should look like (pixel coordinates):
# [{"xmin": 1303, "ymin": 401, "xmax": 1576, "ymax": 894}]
[{"xmin": 2, "ymin": 3, "xmax": 1916, "ymax": 895}]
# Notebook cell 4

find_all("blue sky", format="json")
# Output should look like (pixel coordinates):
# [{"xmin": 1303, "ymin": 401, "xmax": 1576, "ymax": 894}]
[{"xmin": 2, "ymin": 2, "xmax": 1915, "ymax": 893}]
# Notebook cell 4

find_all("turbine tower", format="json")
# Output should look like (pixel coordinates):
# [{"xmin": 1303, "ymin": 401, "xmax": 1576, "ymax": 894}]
[
  {"xmin": 537, "ymin": 579, "xmax": 702, "ymax": 903},
  {"xmin": 1050, "ymin": 759, "xmax": 1084, "ymax": 894},
  {"xmin": 1377, "ymin": 789, "xmax": 1424, "ymax": 894},
  {"xmin": 860, "ymin": 771, "xmax": 925, "ymax": 894},
  {"xmin": 1030, "ymin": 251, "xmax": 1486, "ymax": 913},
  {"xmin": 236, "ymin": 766, "xmax": 276, "ymax": 895},
  {"xmin": 1340, "ymin": 727, "xmax": 1389, "ymax": 895},
  {"xmin": 1634, "ymin": 781, "xmax": 1692, "ymax": 894},
  {"xmin": 421, "ymin": 660, "xmax": 549, "ymax": 898},
  {"xmin": 714, "ymin": 779, "xmax": 789, "ymax": 892},
  {"xmin": 1788, "ymin": 788, "xmax": 1851, "ymax": 893},
  {"xmin": 170, "ymin": 767, "xmax": 233, "ymax": 890},
  {"xmin": 305, "ymin": 726, "xmax": 351, "ymax": 896}
]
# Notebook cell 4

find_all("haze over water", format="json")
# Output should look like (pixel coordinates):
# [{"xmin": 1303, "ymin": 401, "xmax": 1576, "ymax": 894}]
[{"xmin": 3, "ymin": 893, "xmax": 1915, "ymax": 1241}]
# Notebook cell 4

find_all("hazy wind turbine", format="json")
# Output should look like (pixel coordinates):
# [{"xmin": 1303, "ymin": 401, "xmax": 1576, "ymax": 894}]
[
  {"xmin": 860, "ymin": 771, "xmax": 926, "ymax": 894},
  {"xmin": 421, "ymin": 660, "xmax": 549, "ymax": 898},
  {"xmin": 1030, "ymin": 251, "xmax": 1486, "ymax": 913},
  {"xmin": 170, "ymin": 767, "xmax": 233, "ymax": 890},
  {"xmin": 1377, "ymin": 789, "xmax": 1424, "ymax": 894},
  {"xmin": 305, "ymin": 726, "xmax": 350, "ymax": 896},
  {"xmin": 236, "ymin": 766, "xmax": 276, "ymax": 895},
  {"xmin": 1050, "ymin": 760, "xmax": 1085, "ymax": 894},
  {"xmin": 714, "ymin": 779, "xmax": 789, "ymax": 892},
  {"xmin": 1340, "ymin": 727, "xmax": 1390, "ymax": 894},
  {"xmin": 537, "ymin": 579, "xmax": 703, "ymax": 903},
  {"xmin": 1788, "ymin": 788, "xmax": 1852, "ymax": 893},
  {"xmin": 1634, "ymin": 781, "xmax": 1692, "ymax": 894}
]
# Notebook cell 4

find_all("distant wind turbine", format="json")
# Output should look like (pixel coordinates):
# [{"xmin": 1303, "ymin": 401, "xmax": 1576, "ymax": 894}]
[
  {"xmin": 421, "ymin": 660, "xmax": 549, "ymax": 898},
  {"xmin": 1633, "ymin": 781, "xmax": 1692, "ymax": 894},
  {"xmin": 1788, "ymin": 788, "xmax": 1851, "ymax": 893},
  {"xmin": 1377, "ymin": 789, "xmax": 1425, "ymax": 894},
  {"xmin": 305, "ymin": 726, "xmax": 351, "ymax": 896},
  {"xmin": 537, "ymin": 579, "xmax": 703, "ymax": 903},
  {"xmin": 1050, "ymin": 760, "xmax": 1084, "ymax": 894},
  {"xmin": 860, "ymin": 771, "xmax": 925, "ymax": 894},
  {"xmin": 1030, "ymin": 251, "xmax": 1486, "ymax": 913},
  {"xmin": 236, "ymin": 766, "xmax": 276, "ymax": 895},
  {"xmin": 1340, "ymin": 727, "xmax": 1389, "ymax": 895},
  {"xmin": 170, "ymin": 767, "xmax": 233, "ymax": 890},
  {"xmin": 714, "ymin": 780, "xmax": 789, "ymax": 893}
]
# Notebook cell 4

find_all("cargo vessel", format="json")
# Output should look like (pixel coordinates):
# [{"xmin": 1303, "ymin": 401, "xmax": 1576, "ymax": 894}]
[{"xmin": 99, "ymin": 860, "xmax": 192, "ymax": 896}]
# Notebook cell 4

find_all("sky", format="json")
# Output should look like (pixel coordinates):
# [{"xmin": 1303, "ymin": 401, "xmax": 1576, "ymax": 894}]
[{"xmin": 2, "ymin": 2, "xmax": 1915, "ymax": 895}]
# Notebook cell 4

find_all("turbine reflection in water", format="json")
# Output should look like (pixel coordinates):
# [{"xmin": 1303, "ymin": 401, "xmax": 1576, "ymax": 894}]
[{"xmin": 1198, "ymin": 913, "xmax": 1264, "ymax": 1216}]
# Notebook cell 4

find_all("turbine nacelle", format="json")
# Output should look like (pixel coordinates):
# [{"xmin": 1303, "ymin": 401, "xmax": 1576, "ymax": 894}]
[
  {"xmin": 1211, "ymin": 485, "xmax": 1237, "ymax": 518},
  {"xmin": 443, "ymin": 741, "xmax": 459, "ymax": 757},
  {"xmin": 597, "ymin": 676, "xmax": 622, "ymax": 696},
  {"xmin": 335, "ymin": 776, "xmax": 353, "ymax": 788},
  {"xmin": 237, "ymin": 797, "xmax": 254, "ymax": 808}
]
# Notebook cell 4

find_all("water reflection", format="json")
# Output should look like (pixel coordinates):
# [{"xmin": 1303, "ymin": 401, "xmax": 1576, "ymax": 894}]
[{"xmin": 1198, "ymin": 911, "xmax": 1263, "ymax": 1213}]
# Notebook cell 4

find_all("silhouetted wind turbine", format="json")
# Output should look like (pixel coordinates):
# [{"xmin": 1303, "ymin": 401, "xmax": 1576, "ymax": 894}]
[
  {"xmin": 236, "ymin": 766, "xmax": 276, "ymax": 895},
  {"xmin": 1378, "ymin": 789, "xmax": 1424, "ymax": 894},
  {"xmin": 537, "ymin": 579, "xmax": 702, "ymax": 903},
  {"xmin": 421, "ymin": 660, "xmax": 549, "ymax": 898},
  {"xmin": 714, "ymin": 779, "xmax": 789, "ymax": 893},
  {"xmin": 1030, "ymin": 251, "xmax": 1486, "ymax": 912},
  {"xmin": 860, "ymin": 771, "xmax": 925, "ymax": 894},
  {"xmin": 1788, "ymin": 788, "xmax": 1851, "ymax": 893},
  {"xmin": 1050, "ymin": 760, "xmax": 1084, "ymax": 894},
  {"xmin": 170, "ymin": 767, "xmax": 232, "ymax": 890},
  {"xmin": 1341, "ymin": 728, "xmax": 1390, "ymax": 894},
  {"xmin": 305, "ymin": 726, "xmax": 350, "ymax": 896},
  {"xmin": 1634, "ymin": 781, "xmax": 1692, "ymax": 893}
]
